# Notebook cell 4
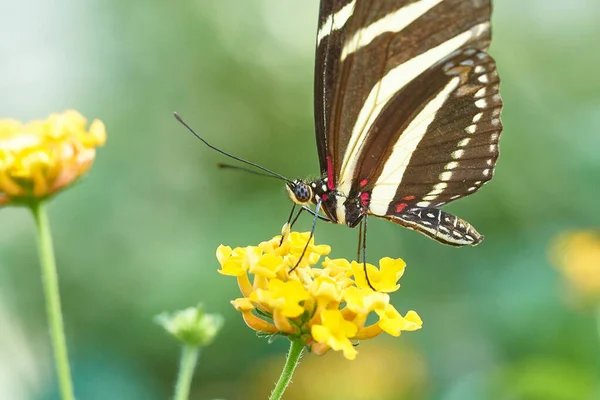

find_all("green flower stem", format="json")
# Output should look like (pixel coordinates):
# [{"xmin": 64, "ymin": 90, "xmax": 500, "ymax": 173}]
[
  {"xmin": 269, "ymin": 339, "xmax": 304, "ymax": 400},
  {"xmin": 596, "ymin": 305, "xmax": 600, "ymax": 341},
  {"xmin": 174, "ymin": 345, "xmax": 200, "ymax": 400},
  {"xmin": 31, "ymin": 201, "xmax": 75, "ymax": 400}
]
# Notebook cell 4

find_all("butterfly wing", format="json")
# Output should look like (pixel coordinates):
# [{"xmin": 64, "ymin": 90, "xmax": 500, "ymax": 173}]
[
  {"xmin": 368, "ymin": 48, "xmax": 502, "ymax": 246},
  {"xmin": 313, "ymin": 0, "xmax": 496, "ymax": 190},
  {"xmin": 314, "ymin": 0, "xmax": 502, "ymax": 245},
  {"xmin": 363, "ymin": 48, "xmax": 502, "ymax": 215},
  {"xmin": 384, "ymin": 206, "xmax": 484, "ymax": 246}
]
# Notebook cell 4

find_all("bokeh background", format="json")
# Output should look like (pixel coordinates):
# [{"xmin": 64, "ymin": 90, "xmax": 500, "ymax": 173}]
[{"xmin": 1, "ymin": 0, "xmax": 600, "ymax": 399}]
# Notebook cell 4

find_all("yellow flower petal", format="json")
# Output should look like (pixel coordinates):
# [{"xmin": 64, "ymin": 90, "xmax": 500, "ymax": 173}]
[
  {"xmin": 258, "ymin": 236, "xmax": 282, "ymax": 254},
  {"xmin": 376, "ymin": 305, "xmax": 423, "ymax": 337},
  {"xmin": 273, "ymin": 309, "xmax": 295, "ymax": 334},
  {"xmin": 378, "ymin": 257, "xmax": 406, "ymax": 286},
  {"xmin": 354, "ymin": 324, "xmax": 383, "ymax": 340},
  {"xmin": 287, "ymin": 231, "xmax": 331, "ymax": 258},
  {"xmin": 242, "ymin": 311, "xmax": 277, "ymax": 333},
  {"xmin": 351, "ymin": 257, "xmax": 406, "ymax": 292},
  {"xmin": 309, "ymin": 341, "xmax": 330, "ymax": 356},
  {"xmin": 236, "ymin": 272, "xmax": 254, "ymax": 298},
  {"xmin": 322, "ymin": 257, "xmax": 351, "ymax": 275},
  {"xmin": 308, "ymin": 275, "xmax": 343, "ymax": 304},
  {"xmin": 403, "ymin": 310, "xmax": 424, "ymax": 331},
  {"xmin": 343, "ymin": 286, "xmax": 390, "ymax": 314},
  {"xmin": 249, "ymin": 252, "xmax": 284, "ymax": 279},
  {"xmin": 311, "ymin": 309, "xmax": 358, "ymax": 360},
  {"xmin": 252, "ymin": 279, "xmax": 309, "ymax": 318},
  {"xmin": 217, "ymin": 246, "xmax": 261, "ymax": 276},
  {"xmin": 216, "ymin": 245, "xmax": 233, "ymax": 265},
  {"xmin": 231, "ymin": 298, "xmax": 277, "ymax": 333},
  {"xmin": 231, "ymin": 297, "xmax": 255, "ymax": 311},
  {"xmin": 88, "ymin": 120, "xmax": 107, "ymax": 146},
  {"xmin": 350, "ymin": 261, "xmax": 378, "ymax": 289}
]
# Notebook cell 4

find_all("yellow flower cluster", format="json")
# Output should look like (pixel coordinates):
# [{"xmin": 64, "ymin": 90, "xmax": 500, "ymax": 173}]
[
  {"xmin": 217, "ymin": 230, "xmax": 422, "ymax": 360},
  {"xmin": 551, "ymin": 229, "xmax": 600, "ymax": 301},
  {"xmin": 0, "ymin": 110, "xmax": 106, "ymax": 206}
]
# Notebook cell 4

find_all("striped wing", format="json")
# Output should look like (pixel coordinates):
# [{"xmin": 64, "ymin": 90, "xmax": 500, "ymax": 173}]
[
  {"xmin": 314, "ymin": 0, "xmax": 495, "ymax": 192},
  {"xmin": 385, "ymin": 207, "xmax": 484, "ymax": 246},
  {"xmin": 314, "ymin": 0, "xmax": 502, "ymax": 245},
  {"xmin": 373, "ymin": 47, "xmax": 501, "ymax": 246},
  {"xmin": 364, "ymin": 48, "xmax": 502, "ymax": 215}
]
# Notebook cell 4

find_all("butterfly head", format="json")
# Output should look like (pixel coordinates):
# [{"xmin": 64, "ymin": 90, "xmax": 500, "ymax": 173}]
[{"xmin": 286, "ymin": 179, "xmax": 313, "ymax": 205}]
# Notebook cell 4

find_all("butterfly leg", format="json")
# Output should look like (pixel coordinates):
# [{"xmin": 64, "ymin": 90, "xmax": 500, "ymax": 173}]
[
  {"xmin": 290, "ymin": 198, "xmax": 322, "ymax": 273},
  {"xmin": 289, "ymin": 206, "xmax": 305, "ymax": 229},
  {"xmin": 286, "ymin": 203, "xmax": 297, "ymax": 226},
  {"xmin": 360, "ymin": 215, "xmax": 376, "ymax": 291},
  {"xmin": 357, "ymin": 218, "xmax": 363, "ymax": 261},
  {"xmin": 282, "ymin": 204, "xmax": 329, "ymax": 246},
  {"xmin": 301, "ymin": 205, "xmax": 331, "ymax": 222}
]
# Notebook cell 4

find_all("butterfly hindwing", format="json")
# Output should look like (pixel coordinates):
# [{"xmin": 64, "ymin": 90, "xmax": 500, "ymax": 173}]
[
  {"xmin": 364, "ymin": 48, "xmax": 502, "ymax": 218},
  {"xmin": 384, "ymin": 207, "xmax": 483, "ymax": 246}
]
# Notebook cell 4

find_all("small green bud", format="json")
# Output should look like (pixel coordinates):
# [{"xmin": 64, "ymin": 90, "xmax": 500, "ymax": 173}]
[{"xmin": 156, "ymin": 304, "xmax": 224, "ymax": 347}]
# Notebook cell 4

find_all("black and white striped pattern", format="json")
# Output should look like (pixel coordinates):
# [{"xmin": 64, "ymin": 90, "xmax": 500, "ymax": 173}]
[{"xmin": 293, "ymin": 0, "xmax": 502, "ymax": 246}]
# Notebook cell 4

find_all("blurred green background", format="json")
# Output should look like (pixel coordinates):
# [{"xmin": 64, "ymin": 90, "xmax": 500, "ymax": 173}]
[{"xmin": 1, "ymin": 0, "xmax": 600, "ymax": 399}]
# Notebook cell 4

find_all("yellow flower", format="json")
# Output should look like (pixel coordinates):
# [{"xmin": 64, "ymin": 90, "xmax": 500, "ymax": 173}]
[
  {"xmin": 252, "ymin": 279, "xmax": 309, "ymax": 318},
  {"xmin": 0, "ymin": 110, "xmax": 106, "ymax": 206},
  {"xmin": 311, "ymin": 309, "xmax": 358, "ymax": 360},
  {"xmin": 376, "ymin": 307, "xmax": 423, "ymax": 337},
  {"xmin": 217, "ymin": 231, "xmax": 422, "ymax": 360},
  {"xmin": 551, "ymin": 229, "xmax": 600, "ymax": 302},
  {"xmin": 351, "ymin": 257, "xmax": 406, "ymax": 292}
]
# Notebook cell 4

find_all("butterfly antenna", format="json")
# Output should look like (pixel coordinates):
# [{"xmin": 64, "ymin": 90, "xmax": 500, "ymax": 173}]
[
  {"xmin": 217, "ymin": 163, "xmax": 281, "ymax": 179},
  {"xmin": 174, "ymin": 112, "xmax": 292, "ymax": 183}
]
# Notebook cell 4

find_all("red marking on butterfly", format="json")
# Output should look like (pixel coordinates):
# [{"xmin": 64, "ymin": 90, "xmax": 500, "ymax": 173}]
[
  {"xmin": 395, "ymin": 203, "xmax": 408, "ymax": 213},
  {"xmin": 360, "ymin": 192, "xmax": 370, "ymax": 206},
  {"xmin": 321, "ymin": 193, "xmax": 329, "ymax": 201},
  {"xmin": 359, "ymin": 179, "xmax": 368, "ymax": 187},
  {"xmin": 402, "ymin": 195, "xmax": 416, "ymax": 201},
  {"xmin": 326, "ymin": 156, "xmax": 335, "ymax": 191}
]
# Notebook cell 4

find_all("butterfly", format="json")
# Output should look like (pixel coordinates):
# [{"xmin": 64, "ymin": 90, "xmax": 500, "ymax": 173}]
[
  {"xmin": 285, "ymin": 0, "xmax": 502, "ymax": 247},
  {"xmin": 177, "ymin": 0, "xmax": 502, "ymax": 267}
]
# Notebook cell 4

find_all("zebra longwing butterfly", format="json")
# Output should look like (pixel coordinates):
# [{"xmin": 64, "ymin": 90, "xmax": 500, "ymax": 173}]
[
  {"xmin": 285, "ymin": 0, "xmax": 502, "ymax": 246},
  {"xmin": 177, "ymin": 0, "xmax": 502, "ymax": 249}
]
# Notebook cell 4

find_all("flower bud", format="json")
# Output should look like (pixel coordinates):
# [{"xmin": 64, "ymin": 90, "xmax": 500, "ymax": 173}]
[{"xmin": 156, "ymin": 305, "xmax": 224, "ymax": 347}]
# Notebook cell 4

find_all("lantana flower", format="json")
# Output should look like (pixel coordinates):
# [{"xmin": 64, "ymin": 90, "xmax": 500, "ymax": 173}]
[
  {"xmin": 0, "ymin": 110, "xmax": 106, "ymax": 206},
  {"xmin": 551, "ymin": 229, "xmax": 600, "ymax": 303},
  {"xmin": 217, "ymin": 230, "xmax": 422, "ymax": 361},
  {"xmin": 1, "ymin": 110, "xmax": 106, "ymax": 400}
]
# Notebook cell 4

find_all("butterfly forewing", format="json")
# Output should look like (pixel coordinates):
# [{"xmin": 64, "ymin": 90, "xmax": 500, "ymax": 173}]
[
  {"xmin": 314, "ymin": 0, "xmax": 357, "ymax": 180},
  {"xmin": 315, "ymin": 1, "xmax": 494, "ymax": 184},
  {"xmin": 313, "ymin": 0, "xmax": 502, "ymax": 246}
]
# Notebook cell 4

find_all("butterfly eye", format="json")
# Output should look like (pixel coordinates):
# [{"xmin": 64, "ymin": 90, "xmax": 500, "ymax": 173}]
[
  {"xmin": 295, "ymin": 182, "xmax": 312, "ymax": 204},
  {"xmin": 287, "ymin": 181, "xmax": 312, "ymax": 204}
]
